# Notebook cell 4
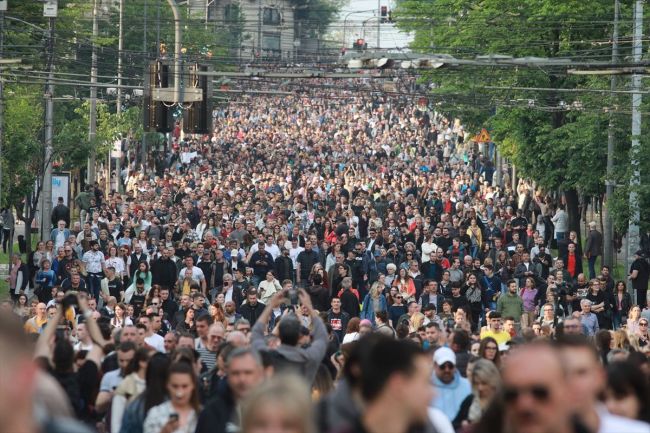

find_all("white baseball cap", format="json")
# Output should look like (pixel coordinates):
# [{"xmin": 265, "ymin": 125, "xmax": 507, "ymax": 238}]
[{"xmin": 433, "ymin": 347, "xmax": 456, "ymax": 366}]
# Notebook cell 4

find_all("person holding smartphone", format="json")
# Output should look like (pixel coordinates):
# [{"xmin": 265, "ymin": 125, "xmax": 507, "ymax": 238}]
[{"xmin": 143, "ymin": 361, "xmax": 200, "ymax": 433}]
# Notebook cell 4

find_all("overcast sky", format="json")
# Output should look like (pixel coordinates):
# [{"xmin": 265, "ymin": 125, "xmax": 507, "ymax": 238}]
[{"xmin": 335, "ymin": 0, "xmax": 413, "ymax": 50}]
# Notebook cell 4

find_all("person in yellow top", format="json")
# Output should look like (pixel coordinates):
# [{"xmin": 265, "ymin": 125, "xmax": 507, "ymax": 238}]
[
  {"xmin": 24, "ymin": 303, "xmax": 48, "ymax": 334},
  {"xmin": 479, "ymin": 312, "xmax": 512, "ymax": 344}
]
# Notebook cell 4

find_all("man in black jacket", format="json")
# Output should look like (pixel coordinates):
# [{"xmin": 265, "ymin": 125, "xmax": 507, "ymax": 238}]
[
  {"xmin": 238, "ymin": 290, "xmax": 266, "ymax": 325},
  {"xmin": 274, "ymin": 248, "xmax": 295, "ymax": 283},
  {"xmin": 195, "ymin": 348, "xmax": 265, "ymax": 433},
  {"xmin": 50, "ymin": 197, "xmax": 70, "ymax": 229},
  {"xmin": 150, "ymin": 248, "xmax": 178, "ymax": 289}
]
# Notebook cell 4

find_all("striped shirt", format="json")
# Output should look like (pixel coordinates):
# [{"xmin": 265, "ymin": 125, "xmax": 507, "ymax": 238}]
[{"xmin": 197, "ymin": 347, "xmax": 217, "ymax": 371}]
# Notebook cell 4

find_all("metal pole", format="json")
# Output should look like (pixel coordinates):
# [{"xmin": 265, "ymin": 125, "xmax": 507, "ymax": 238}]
[
  {"xmin": 0, "ymin": 10, "xmax": 4, "ymax": 208},
  {"xmin": 495, "ymin": 149, "xmax": 502, "ymax": 187},
  {"xmin": 627, "ymin": 0, "xmax": 643, "ymax": 296},
  {"xmin": 377, "ymin": 0, "xmax": 380, "ymax": 49},
  {"xmin": 116, "ymin": 0, "xmax": 123, "ymax": 116},
  {"xmin": 87, "ymin": 0, "xmax": 98, "ymax": 185},
  {"xmin": 42, "ymin": 16, "xmax": 55, "ymax": 239},
  {"xmin": 604, "ymin": 0, "xmax": 619, "ymax": 268},
  {"xmin": 258, "ymin": 0, "xmax": 262, "ymax": 58},
  {"xmin": 166, "ymin": 0, "xmax": 182, "ymax": 102},
  {"xmin": 142, "ymin": 0, "xmax": 148, "ymax": 175}
]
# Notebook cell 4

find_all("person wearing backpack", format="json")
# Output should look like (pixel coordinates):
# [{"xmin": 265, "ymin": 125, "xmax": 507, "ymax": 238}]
[{"xmin": 251, "ymin": 288, "xmax": 328, "ymax": 385}]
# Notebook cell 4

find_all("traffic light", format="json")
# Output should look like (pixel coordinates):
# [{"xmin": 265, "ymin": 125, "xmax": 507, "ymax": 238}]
[
  {"xmin": 353, "ymin": 38, "xmax": 367, "ymax": 51},
  {"xmin": 183, "ymin": 64, "xmax": 213, "ymax": 134},
  {"xmin": 143, "ymin": 61, "xmax": 173, "ymax": 133},
  {"xmin": 380, "ymin": 5, "xmax": 388, "ymax": 23}
]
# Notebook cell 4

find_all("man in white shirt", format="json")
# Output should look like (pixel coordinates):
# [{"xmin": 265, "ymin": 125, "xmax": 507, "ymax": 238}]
[
  {"xmin": 289, "ymin": 238, "xmax": 304, "ymax": 269},
  {"xmin": 178, "ymin": 255, "xmax": 207, "ymax": 294},
  {"xmin": 558, "ymin": 336, "xmax": 650, "ymax": 433},
  {"xmin": 138, "ymin": 314, "xmax": 165, "ymax": 352},
  {"xmin": 50, "ymin": 220, "xmax": 70, "ymax": 250},
  {"xmin": 83, "ymin": 240, "xmax": 106, "ymax": 300}
]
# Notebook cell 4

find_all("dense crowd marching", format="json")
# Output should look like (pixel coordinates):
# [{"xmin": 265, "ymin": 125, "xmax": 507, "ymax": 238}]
[{"xmin": 1, "ymin": 77, "xmax": 650, "ymax": 433}]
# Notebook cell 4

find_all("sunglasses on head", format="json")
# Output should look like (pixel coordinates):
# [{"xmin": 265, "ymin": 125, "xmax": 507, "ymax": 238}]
[{"xmin": 503, "ymin": 385, "xmax": 550, "ymax": 403}]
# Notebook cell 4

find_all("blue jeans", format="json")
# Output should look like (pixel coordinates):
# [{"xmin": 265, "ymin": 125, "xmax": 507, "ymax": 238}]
[
  {"xmin": 612, "ymin": 311, "xmax": 625, "ymax": 330},
  {"xmin": 86, "ymin": 272, "xmax": 103, "ymax": 300},
  {"xmin": 587, "ymin": 255, "xmax": 598, "ymax": 279},
  {"xmin": 556, "ymin": 232, "xmax": 566, "ymax": 241}
]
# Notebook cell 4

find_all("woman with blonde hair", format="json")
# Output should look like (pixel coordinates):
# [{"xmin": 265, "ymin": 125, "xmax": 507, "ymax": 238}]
[
  {"xmin": 409, "ymin": 312, "xmax": 426, "ymax": 334},
  {"xmin": 611, "ymin": 329, "xmax": 632, "ymax": 351},
  {"xmin": 360, "ymin": 281, "xmax": 388, "ymax": 325},
  {"xmin": 627, "ymin": 305, "xmax": 642, "ymax": 336},
  {"xmin": 453, "ymin": 359, "xmax": 501, "ymax": 429},
  {"xmin": 241, "ymin": 375, "xmax": 315, "ymax": 433}
]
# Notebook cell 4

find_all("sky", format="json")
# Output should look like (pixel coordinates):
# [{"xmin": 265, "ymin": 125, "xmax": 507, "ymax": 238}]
[{"xmin": 334, "ymin": 0, "xmax": 413, "ymax": 51}]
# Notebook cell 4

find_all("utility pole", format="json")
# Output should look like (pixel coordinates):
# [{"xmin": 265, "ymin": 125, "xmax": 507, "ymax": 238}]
[
  {"xmin": 87, "ymin": 0, "xmax": 98, "ymax": 185},
  {"xmin": 142, "ymin": 0, "xmax": 148, "ymax": 174},
  {"xmin": 41, "ymin": 11, "xmax": 55, "ymax": 240},
  {"xmin": 116, "ymin": 0, "xmax": 123, "ymax": 116},
  {"xmin": 0, "ymin": 3, "xmax": 5, "ymax": 209},
  {"xmin": 115, "ymin": 0, "xmax": 124, "ymax": 193},
  {"xmin": 377, "ymin": 0, "xmax": 380, "ymax": 49},
  {"xmin": 604, "ymin": 0, "xmax": 619, "ymax": 268},
  {"xmin": 627, "ymin": 0, "xmax": 643, "ymax": 294},
  {"xmin": 258, "ymin": 0, "xmax": 262, "ymax": 58}
]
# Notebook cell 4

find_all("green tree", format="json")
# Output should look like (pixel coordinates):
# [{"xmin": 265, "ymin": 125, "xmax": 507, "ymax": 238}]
[{"xmin": 394, "ymin": 0, "xmax": 645, "ymax": 237}]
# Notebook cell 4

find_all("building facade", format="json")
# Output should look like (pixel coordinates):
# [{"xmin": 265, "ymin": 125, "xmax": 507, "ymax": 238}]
[{"xmin": 190, "ymin": 0, "xmax": 298, "ymax": 60}]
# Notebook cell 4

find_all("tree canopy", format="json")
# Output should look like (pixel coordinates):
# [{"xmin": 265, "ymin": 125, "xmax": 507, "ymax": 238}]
[{"xmin": 395, "ymin": 0, "xmax": 649, "ymax": 233}]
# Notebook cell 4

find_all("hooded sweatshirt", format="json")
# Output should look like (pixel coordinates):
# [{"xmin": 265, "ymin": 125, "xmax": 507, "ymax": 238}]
[{"xmin": 431, "ymin": 370, "xmax": 471, "ymax": 421}]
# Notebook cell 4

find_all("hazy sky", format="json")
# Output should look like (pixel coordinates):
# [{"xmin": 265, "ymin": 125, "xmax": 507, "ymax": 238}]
[{"xmin": 335, "ymin": 0, "xmax": 413, "ymax": 50}]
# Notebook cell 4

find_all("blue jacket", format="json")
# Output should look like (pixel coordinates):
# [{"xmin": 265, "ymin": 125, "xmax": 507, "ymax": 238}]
[
  {"xmin": 360, "ymin": 294, "xmax": 388, "ymax": 325},
  {"xmin": 50, "ymin": 228, "xmax": 71, "ymax": 243},
  {"xmin": 431, "ymin": 370, "xmax": 472, "ymax": 421}
]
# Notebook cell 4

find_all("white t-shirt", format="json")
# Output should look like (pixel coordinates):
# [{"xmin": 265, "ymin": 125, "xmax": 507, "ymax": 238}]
[
  {"xmin": 598, "ymin": 407, "xmax": 650, "ymax": 433},
  {"xmin": 178, "ymin": 266, "xmax": 205, "ymax": 284},
  {"xmin": 145, "ymin": 333, "xmax": 165, "ymax": 353}
]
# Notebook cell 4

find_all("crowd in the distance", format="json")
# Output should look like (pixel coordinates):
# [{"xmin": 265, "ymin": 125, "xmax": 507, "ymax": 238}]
[{"xmin": 2, "ymin": 78, "xmax": 650, "ymax": 433}]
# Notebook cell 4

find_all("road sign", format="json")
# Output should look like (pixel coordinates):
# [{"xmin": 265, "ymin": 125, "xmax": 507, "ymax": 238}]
[
  {"xmin": 44, "ymin": 1, "xmax": 58, "ymax": 18},
  {"xmin": 473, "ymin": 128, "xmax": 491, "ymax": 143}
]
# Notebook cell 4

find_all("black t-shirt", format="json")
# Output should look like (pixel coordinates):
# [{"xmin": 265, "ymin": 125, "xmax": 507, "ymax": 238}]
[
  {"xmin": 388, "ymin": 304, "xmax": 407, "ymax": 327},
  {"xmin": 327, "ymin": 310, "xmax": 350, "ymax": 341},
  {"xmin": 106, "ymin": 277, "xmax": 123, "ymax": 300},
  {"xmin": 131, "ymin": 292, "xmax": 146, "ymax": 316},
  {"xmin": 296, "ymin": 249, "xmax": 319, "ymax": 280},
  {"xmin": 631, "ymin": 258, "xmax": 650, "ymax": 290}
]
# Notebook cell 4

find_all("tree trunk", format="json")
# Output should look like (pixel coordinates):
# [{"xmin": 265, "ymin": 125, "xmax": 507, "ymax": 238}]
[
  {"xmin": 24, "ymin": 216, "xmax": 33, "ymax": 257},
  {"xmin": 565, "ymin": 188, "xmax": 582, "ymax": 244}
]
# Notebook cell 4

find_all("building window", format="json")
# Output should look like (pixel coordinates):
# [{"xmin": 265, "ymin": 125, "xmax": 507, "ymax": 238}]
[
  {"xmin": 263, "ymin": 7, "xmax": 281, "ymax": 26},
  {"xmin": 224, "ymin": 4, "xmax": 240, "ymax": 23},
  {"xmin": 262, "ymin": 33, "xmax": 281, "ymax": 52}
]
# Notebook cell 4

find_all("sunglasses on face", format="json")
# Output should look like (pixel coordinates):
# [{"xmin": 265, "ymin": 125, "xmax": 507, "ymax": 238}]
[
  {"xmin": 503, "ymin": 385, "xmax": 550, "ymax": 403},
  {"xmin": 438, "ymin": 362, "xmax": 455, "ymax": 370}
]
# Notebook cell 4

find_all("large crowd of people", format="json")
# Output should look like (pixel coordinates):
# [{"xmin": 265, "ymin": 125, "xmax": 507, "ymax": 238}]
[{"xmin": 2, "ymin": 77, "xmax": 650, "ymax": 433}]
